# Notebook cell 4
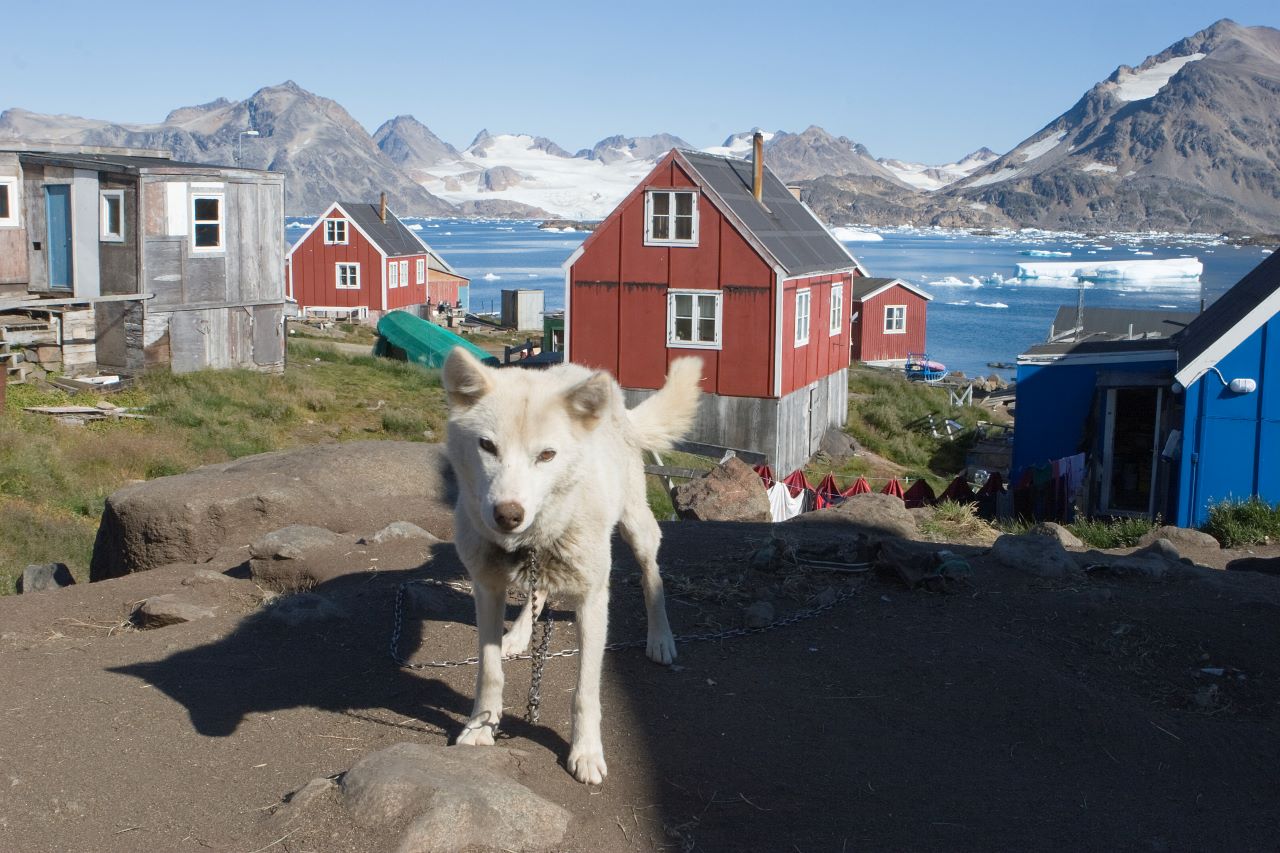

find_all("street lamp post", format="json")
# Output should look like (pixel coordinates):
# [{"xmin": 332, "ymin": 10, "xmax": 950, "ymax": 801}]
[{"xmin": 237, "ymin": 129, "xmax": 260, "ymax": 166}]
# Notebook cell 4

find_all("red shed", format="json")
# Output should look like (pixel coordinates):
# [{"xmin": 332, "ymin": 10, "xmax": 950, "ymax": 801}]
[
  {"xmin": 286, "ymin": 199, "xmax": 468, "ymax": 322},
  {"xmin": 564, "ymin": 139, "xmax": 868, "ymax": 474},
  {"xmin": 848, "ymin": 277, "xmax": 933, "ymax": 364}
]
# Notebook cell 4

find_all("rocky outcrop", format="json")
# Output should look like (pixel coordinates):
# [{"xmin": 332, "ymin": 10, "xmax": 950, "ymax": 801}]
[
  {"xmin": 989, "ymin": 533, "xmax": 1079, "ymax": 579},
  {"xmin": 90, "ymin": 442, "xmax": 455, "ymax": 581},
  {"xmin": 1137, "ymin": 526, "xmax": 1221, "ymax": 550},
  {"xmin": 796, "ymin": 492, "xmax": 918, "ymax": 540}
]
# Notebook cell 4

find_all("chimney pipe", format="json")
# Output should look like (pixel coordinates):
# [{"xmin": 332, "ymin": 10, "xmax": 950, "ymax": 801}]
[
  {"xmin": 752, "ymin": 132, "xmax": 764, "ymax": 202},
  {"xmin": 380, "ymin": 192, "xmax": 387, "ymax": 223}
]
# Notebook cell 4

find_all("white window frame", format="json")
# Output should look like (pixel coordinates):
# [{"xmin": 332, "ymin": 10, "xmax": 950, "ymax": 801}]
[
  {"xmin": 99, "ymin": 189, "xmax": 125, "ymax": 243},
  {"xmin": 884, "ymin": 304, "xmax": 907, "ymax": 334},
  {"xmin": 190, "ymin": 194, "xmax": 225, "ymax": 253},
  {"xmin": 666, "ymin": 289, "xmax": 722, "ymax": 350},
  {"xmin": 388, "ymin": 260, "xmax": 399, "ymax": 288},
  {"xmin": 335, "ymin": 262, "xmax": 360, "ymax": 290},
  {"xmin": 829, "ymin": 283, "xmax": 843, "ymax": 336},
  {"xmin": 398, "ymin": 260, "xmax": 408, "ymax": 288},
  {"xmin": 323, "ymin": 218, "xmax": 348, "ymax": 245},
  {"xmin": 644, "ymin": 189, "xmax": 699, "ymax": 247},
  {"xmin": 0, "ymin": 176, "xmax": 19, "ymax": 227},
  {"xmin": 795, "ymin": 289, "xmax": 811, "ymax": 346},
  {"xmin": 416, "ymin": 258, "xmax": 425, "ymax": 285}
]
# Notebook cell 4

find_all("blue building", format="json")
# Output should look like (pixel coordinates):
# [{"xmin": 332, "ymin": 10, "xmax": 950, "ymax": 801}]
[{"xmin": 1012, "ymin": 251, "xmax": 1280, "ymax": 527}]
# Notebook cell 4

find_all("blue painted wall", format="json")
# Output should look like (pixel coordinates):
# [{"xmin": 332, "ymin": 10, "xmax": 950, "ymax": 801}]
[
  {"xmin": 1177, "ymin": 316, "xmax": 1280, "ymax": 527},
  {"xmin": 1012, "ymin": 356, "xmax": 1176, "ymax": 480}
]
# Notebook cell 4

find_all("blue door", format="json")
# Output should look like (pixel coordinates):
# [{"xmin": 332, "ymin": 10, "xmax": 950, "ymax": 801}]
[{"xmin": 45, "ymin": 185, "xmax": 73, "ymax": 290}]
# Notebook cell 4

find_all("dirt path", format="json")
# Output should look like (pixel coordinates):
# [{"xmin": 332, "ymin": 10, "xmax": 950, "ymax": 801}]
[{"xmin": 2, "ymin": 524, "xmax": 1279, "ymax": 851}]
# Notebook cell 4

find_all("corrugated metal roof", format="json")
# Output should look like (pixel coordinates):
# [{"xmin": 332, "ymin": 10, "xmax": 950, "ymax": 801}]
[
  {"xmin": 1175, "ymin": 249, "xmax": 1280, "ymax": 378},
  {"xmin": 1050, "ymin": 306, "xmax": 1197, "ymax": 341},
  {"xmin": 339, "ymin": 201, "xmax": 428, "ymax": 258},
  {"xmin": 15, "ymin": 150, "xmax": 274, "ymax": 176},
  {"xmin": 677, "ymin": 150, "xmax": 856, "ymax": 277}
]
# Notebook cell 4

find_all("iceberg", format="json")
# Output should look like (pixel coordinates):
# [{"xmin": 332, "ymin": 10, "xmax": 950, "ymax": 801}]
[
  {"xmin": 1021, "ymin": 249, "xmax": 1071, "ymax": 257},
  {"xmin": 976, "ymin": 301, "xmax": 1010, "ymax": 309},
  {"xmin": 1015, "ymin": 257, "xmax": 1202, "ymax": 282},
  {"xmin": 832, "ymin": 227, "xmax": 884, "ymax": 242}
]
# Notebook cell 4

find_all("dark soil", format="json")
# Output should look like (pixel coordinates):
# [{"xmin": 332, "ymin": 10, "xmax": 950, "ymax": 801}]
[{"xmin": 2, "ymin": 522, "xmax": 1279, "ymax": 852}]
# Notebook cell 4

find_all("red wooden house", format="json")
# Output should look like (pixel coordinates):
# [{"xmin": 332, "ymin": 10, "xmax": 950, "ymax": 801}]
[
  {"xmin": 286, "ymin": 198, "xmax": 468, "ymax": 322},
  {"xmin": 564, "ymin": 137, "xmax": 867, "ymax": 474},
  {"xmin": 848, "ymin": 277, "xmax": 933, "ymax": 364}
]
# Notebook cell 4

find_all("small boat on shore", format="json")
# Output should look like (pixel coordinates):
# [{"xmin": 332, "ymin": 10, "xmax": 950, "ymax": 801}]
[
  {"xmin": 987, "ymin": 361, "xmax": 1016, "ymax": 370},
  {"xmin": 905, "ymin": 352, "xmax": 947, "ymax": 383}
]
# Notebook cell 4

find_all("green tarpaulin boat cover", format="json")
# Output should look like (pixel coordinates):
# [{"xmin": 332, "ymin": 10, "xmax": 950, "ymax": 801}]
[{"xmin": 375, "ymin": 311, "xmax": 499, "ymax": 368}]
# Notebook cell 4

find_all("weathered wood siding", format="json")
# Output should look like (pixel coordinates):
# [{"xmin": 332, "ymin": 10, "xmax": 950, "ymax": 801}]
[{"xmin": 0, "ymin": 154, "xmax": 27, "ymax": 285}]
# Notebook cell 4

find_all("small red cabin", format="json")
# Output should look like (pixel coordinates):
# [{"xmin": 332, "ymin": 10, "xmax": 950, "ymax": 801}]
[
  {"xmin": 286, "ymin": 200, "xmax": 468, "ymax": 322},
  {"xmin": 564, "ymin": 141, "xmax": 868, "ymax": 474},
  {"xmin": 848, "ymin": 277, "xmax": 932, "ymax": 364}
]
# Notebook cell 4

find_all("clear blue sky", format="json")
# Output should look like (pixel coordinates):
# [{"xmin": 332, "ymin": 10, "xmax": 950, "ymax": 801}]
[{"xmin": 6, "ymin": 0, "xmax": 1277, "ymax": 163}]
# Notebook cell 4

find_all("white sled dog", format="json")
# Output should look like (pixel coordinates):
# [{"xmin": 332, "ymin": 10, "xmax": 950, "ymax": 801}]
[{"xmin": 441, "ymin": 348, "xmax": 703, "ymax": 784}]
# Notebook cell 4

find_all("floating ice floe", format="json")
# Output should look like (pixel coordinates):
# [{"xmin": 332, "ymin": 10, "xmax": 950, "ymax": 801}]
[
  {"xmin": 976, "ymin": 302, "xmax": 1010, "ymax": 309},
  {"xmin": 927, "ymin": 276, "xmax": 983, "ymax": 288},
  {"xmin": 1021, "ymin": 249, "xmax": 1071, "ymax": 257},
  {"xmin": 1015, "ymin": 257, "xmax": 1202, "ymax": 282},
  {"xmin": 287, "ymin": 221, "xmax": 309, "ymax": 229},
  {"xmin": 407, "ymin": 223, "xmax": 423, "ymax": 230},
  {"xmin": 832, "ymin": 227, "xmax": 884, "ymax": 242},
  {"xmin": 483, "ymin": 273, "xmax": 501, "ymax": 281}
]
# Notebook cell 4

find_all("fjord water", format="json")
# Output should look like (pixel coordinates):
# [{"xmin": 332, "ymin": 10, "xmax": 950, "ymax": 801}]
[{"xmin": 287, "ymin": 218, "xmax": 1268, "ymax": 380}]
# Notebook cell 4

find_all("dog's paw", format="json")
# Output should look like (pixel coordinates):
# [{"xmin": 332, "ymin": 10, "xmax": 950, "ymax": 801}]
[
  {"xmin": 567, "ymin": 746, "xmax": 608, "ymax": 785},
  {"xmin": 646, "ymin": 630, "xmax": 677, "ymax": 665},
  {"xmin": 455, "ymin": 715, "xmax": 499, "ymax": 746},
  {"xmin": 501, "ymin": 624, "xmax": 532, "ymax": 657}
]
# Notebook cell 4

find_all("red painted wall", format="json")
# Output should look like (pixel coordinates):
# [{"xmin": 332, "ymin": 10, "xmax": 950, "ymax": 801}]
[
  {"xmin": 385, "ymin": 254, "xmax": 430, "ymax": 310},
  {"xmin": 290, "ymin": 212, "xmax": 385, "ymax": 311},
  {"xmin": 779, "ymin": 272, "xmax": 855, "ymax": 397},
  {"xmin": 568, "ymin": 156, "xmax": 774, "ymax": 397},
  {"xmin": 851, "ymin": 288, "xmax": 928, "ymax": 362}
]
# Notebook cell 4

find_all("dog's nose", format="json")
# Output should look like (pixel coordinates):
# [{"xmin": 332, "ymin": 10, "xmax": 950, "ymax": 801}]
[{"xmin": 493, "ymin": 501, "xmax": 525, "ymax": 532}]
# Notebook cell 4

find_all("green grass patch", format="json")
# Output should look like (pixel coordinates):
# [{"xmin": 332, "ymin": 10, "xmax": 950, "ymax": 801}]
[
  {"xmin": 1202, "ymin": 496, "xmax": 1280, "ymax": 549},
  {"xmin": 1066, "ymin": 516, "xmax": 1158, "ymax": 549},
  {"xmin": 919, "ymin": 500, "xmax": 993, "ymax": 541}
]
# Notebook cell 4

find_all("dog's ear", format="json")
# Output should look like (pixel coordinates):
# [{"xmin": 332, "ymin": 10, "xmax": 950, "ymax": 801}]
[
  {"xmin": 442, "ymin": 347, "xmax": 493, "ymax": 410},
  {"xmin": 564, "ymin": 371, "xmax": 612, "ymax": 429}
]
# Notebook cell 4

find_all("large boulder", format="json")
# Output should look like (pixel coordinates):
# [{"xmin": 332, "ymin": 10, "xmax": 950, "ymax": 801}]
[
  {"xmin": 323, "ymin": 743, "xmax": 571, "ymax": 852},
  {"xmin": 673, "ymin": 456, "xmax": 771, "ymax": 522},
  {"xmin": 989, "ymin": 533, "xmax": 1079, "ymax": 579},
  {"xmin": 1137, "ymin": 525, "xmax": 1221, "ymax": 551},
  {"xmin": 796, "ymin": 492, "xmax": 918, "ymax": 540},
  {"xmin": 91, "ymin": 442, "xmax": 456, "ymax": 581},
  {"xmin": 1027, "ymin": 522, "xmax": 1084, "ymax": 549}
]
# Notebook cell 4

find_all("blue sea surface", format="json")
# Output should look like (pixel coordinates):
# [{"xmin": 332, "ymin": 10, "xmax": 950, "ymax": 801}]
[{"xmin": 286, "ymin": 217, "xmax": 1270, "ymax": 379}]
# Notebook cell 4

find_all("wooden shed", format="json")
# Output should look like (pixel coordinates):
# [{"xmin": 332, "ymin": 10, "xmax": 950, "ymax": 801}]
[
  {"xmin": 286, "ymin": 199, "xmax": 468, "ymax": 323},
  {"xmin": 848, "ymin": 277, "xmax": 932, "ymax": 365},
  {"xmin": 0, "ymin": 144, "xmax": 286, "ymax": 376},
  {"xmin": 564, "ymin": 137, "xmax": 867, "ymax": 474}
]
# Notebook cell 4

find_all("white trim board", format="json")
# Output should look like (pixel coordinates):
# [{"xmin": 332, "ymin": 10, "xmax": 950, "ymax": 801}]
[
  {"xmin": 1175, "ymin": 286, "xmax": 1280, "ymax": 387},
  {"xmin": 852, "ymin": 278, "xmax": 933, "ymax": 303}
]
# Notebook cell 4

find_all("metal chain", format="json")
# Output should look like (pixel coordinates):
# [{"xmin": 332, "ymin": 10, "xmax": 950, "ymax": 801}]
[
  {"xmin": 524, "ymin": 552, "xmax": 551, "ymax": 724},
  {"xmin": 390, "ymin": 573, "xmax": 860, "ymax": 671}
]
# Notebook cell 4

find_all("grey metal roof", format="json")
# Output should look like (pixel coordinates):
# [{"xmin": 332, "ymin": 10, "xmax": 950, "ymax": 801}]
[
  {"xmin": 339, "ymin": 201, "xmax": 429, "ymax": 258},
  {"xmin": 1175, "ymin": 249, "xmax": 1280, "ymax": 374},
  {"xmin": 676, "ymin": 150, "xmax": 856, "ymax": 277},
  {"xmin": 1049, "ymin": 306, "xmax": 1197, "ymax": 341},
  {"xmin": 1022, "ymin": 337, "xmax": 1178, "ymax": 359},
  {"xmin": 14, "ymin": 150, "xmax": 274, "ymax": 176},
  {"xmin": 849, "ymin": 277, "xmax": 898, "ymax": 300}
]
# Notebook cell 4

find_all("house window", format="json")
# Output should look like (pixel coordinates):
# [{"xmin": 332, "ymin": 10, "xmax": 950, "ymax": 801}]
[
  {"xmin": 399, "ymin": 260, "xmax": 408, "ymax": 288},
  {"xmin": 335, "ymin": 262, "xmax": 360, "ymax": 289},
  {"xmin": 667, "ymin": 289, "xmax": 721, "ymax": 349},
  {"xmin": 191, "ymin": 194, "xmax": 224, "ymax": 251},
  {"xmin": 884, "ymin": 305, "xmax": 906, "ymax": 334},
  {"xmin": 416, "ymin": 258, "xmax": 425, "ymax": 285},
  {"xmin": 795, "ymin": 289, "xmax": 811, "ymax": 346},
  {"xmin": 0, "ymin": 177, "xmax": 18, "ymax": 227},
  {"xmin": 100, "ymin": 190, "xmax": 125, "ymax": 242},
  {"xmin": 388, "ymin": 260, "xmax": 399, "ymax": 288},
  {"xmin": 830, "ymin": 284, "xmax": 843, "ymax": 336},
  {"xmin": 324, "ymin": 219, "xmax": 348, "ymax": 244},
  {"xmin": 645, "ymin": 190, "xmax": 698, "ymax": 246}
]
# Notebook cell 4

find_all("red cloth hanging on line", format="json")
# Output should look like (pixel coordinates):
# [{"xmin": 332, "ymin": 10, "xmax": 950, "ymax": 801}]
[
  {"xmin": 753, "ymin": 465, "xmax": 775, "ymax": 488},
  {"xmin": 902, "ymin": 478, "xmax": 937, "ymax": 508},
  {"xmin": 841, "ymin": 476, "xmax": 872, "ymax": 497},
  {"xmin": 881, "ymin": 478, "xmax": 905, "ymax": 499},
  {"xmin": 937, "ymin": 474, "xmax": 975, "ymax": 504},
  {"xmin": 976, "ymin": 471, "xmax": 1005, "ymax": 497},
  {"xmin": 816, "ymin": 473, "xmax": 843, "ymax": 505},
  {"xmin": 781, "ymin": 469, "xmax": 814, "ymax": 499}
]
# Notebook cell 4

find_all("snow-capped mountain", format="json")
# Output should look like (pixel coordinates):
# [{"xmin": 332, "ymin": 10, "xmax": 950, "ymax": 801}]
[
  {"xmin": 936, "ymin": 18, "xmax": 1280, "ymax": 232},
  {"xmin": 879, "ymin": 148, "xmax": 999, "ymax": 191}
]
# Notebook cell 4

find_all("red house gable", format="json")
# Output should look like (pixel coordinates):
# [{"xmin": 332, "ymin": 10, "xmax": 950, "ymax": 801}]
[
  {"xmin": 848, "ymin": 277, "xmax": 932, "ymax": 364},
  {"xmin": 566, "ymin": 148, "xmax": 863, "ymax": 400},
  {"xmin": 287, "ymin": 201, "xmax": 467, "ymax": 319}
]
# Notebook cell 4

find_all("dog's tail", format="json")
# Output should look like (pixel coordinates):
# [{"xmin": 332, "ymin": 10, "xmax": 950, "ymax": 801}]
[{"xmin": 627, "ymin": 357, "xmax": 703, "ymax": 452}]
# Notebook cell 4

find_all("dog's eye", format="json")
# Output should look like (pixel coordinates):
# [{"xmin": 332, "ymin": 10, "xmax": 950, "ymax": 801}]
[
  {"xmin": 478, "ymin": 437, "xmax": 498, "ymax": 455},
  {"xmin": 537, "ymin": 449, "xmax": 556, "ymax": 463}
]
